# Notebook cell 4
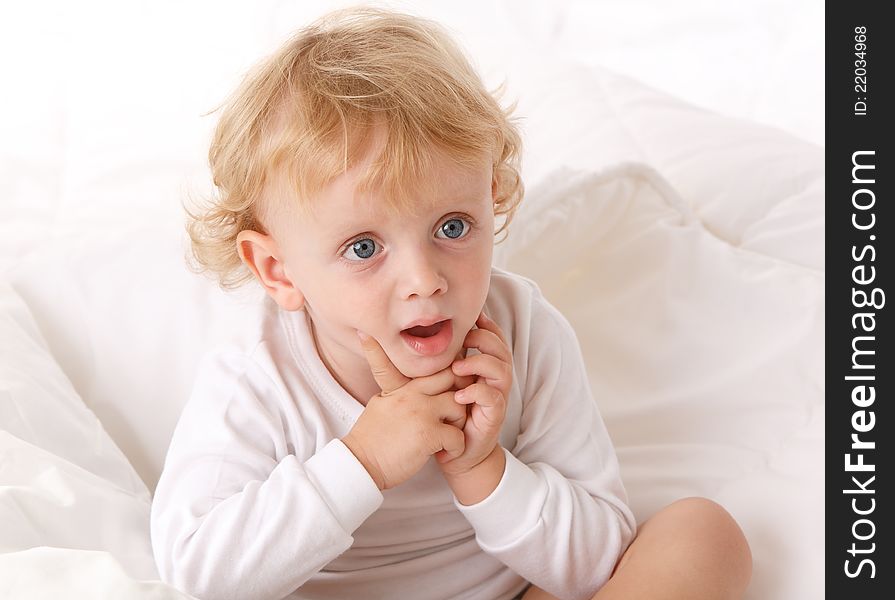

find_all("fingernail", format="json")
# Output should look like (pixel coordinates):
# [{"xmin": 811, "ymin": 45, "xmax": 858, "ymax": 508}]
[
  {"xmin": 356, "ymin": 330, "xmax": 369, "ymax": 341},
  {"xmin": 455, "ymin": 389, "xmax": 466, "ymax": 401}
]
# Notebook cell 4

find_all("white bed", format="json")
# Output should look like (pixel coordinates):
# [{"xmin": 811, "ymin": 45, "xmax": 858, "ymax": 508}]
[{"xmin": 0, "ymin": 1, "xmax": 824, "ymax": 598}]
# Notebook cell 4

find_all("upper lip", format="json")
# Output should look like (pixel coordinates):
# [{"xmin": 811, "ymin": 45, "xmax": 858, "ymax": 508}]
[{"xmin": 401, "ymin": 316, "xmax": 450, "ymax": 331}]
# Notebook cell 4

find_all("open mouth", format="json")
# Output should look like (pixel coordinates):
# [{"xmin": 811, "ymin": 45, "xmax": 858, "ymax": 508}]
[
  {"xmin": 402, "ymin": 320, "xmax": 448, "ymax": 338},
  {"xmin": 399, "ymin": 319, "xmax": 453, "ymax": 356}
]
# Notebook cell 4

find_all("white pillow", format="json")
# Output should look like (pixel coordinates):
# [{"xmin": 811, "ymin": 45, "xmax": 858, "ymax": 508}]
[
  {"xmin": 495, "ymin": 163, "xmax": 823, "ymax": 600},
  {"xmin": 0, "ymin": 281, "xmax": 146, "ymax": 497},
  {"xmin": 0, "ymin": 548, "xmax": 195, "ymax": 600},
  {"xmin": 0, "ymin": 282, "xmax": 161, "ymax": 581},
  {"xmin": 499, "ymin": 61, "xmax": 824, "ymax": 271},
  {"xmin": 7, "ymin": 230, "xmax": 266, "ymax": 494}
]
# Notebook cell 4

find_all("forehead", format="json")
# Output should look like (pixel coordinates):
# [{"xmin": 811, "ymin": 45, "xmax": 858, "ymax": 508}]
[
  {"xmin": 308, "ymin": 141, "xmax": 491, "ymax": 232},
  {"xmin": 333, "ymin": 168, "xmax": 490, "ymax": 244},
  {"xmin": 260, "ymin": 115, "xmax": 494, "ymax": 242}
]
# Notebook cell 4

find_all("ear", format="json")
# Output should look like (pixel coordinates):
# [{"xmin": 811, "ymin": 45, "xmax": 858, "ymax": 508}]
[{"xmin": 236, "ymin": 230, "xmax": 305, "ymax": 311}]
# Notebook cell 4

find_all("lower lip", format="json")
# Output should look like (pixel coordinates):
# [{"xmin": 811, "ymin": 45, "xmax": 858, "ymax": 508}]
[{"xmin": 400, "ymin": 319, "xmax": 453, "ymax": 356}]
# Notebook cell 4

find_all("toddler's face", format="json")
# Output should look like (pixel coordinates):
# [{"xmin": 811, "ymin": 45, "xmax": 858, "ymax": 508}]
[{"xmin": 270, "ymin": 146, "xmax": 495, "ymax": 379}]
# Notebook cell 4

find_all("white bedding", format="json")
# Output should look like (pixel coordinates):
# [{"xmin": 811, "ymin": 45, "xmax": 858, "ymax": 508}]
[{"xmin": 1, "ymin": 2, "xmax": 823, "ymax": 599}]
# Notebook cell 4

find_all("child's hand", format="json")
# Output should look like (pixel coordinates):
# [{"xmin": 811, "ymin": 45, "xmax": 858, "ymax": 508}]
[
  {"xmin": 438, "ymin": 311, "xmax": 513, "ymax": 477},
  {"xmin": 342, "ymin": 332, "xmax": 474, "ymax": 491}
]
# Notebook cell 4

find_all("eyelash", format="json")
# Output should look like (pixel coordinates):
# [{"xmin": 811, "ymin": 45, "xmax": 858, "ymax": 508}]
[{"xmin": 341, "ymin": 214, "xmax": 475, "ymax": 263}]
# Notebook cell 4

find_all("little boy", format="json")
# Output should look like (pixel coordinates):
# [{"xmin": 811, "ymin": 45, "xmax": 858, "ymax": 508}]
[{"xmin": 151, "ymin": 7, "xmax": 752, "ymax": 600}]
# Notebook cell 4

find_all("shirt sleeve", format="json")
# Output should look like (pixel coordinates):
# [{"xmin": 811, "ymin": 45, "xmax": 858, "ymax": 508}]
[
  {"xmin": 150, "ymin": 347, "xmax": 384, "ymax": 600},
  {"xmin": 453, "ymin": 285, "xmax": 637, "ymax": 600}
]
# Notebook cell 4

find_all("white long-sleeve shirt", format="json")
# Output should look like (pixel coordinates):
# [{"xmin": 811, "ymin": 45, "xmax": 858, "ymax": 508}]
[{"xmin": 150, "ymin": 266, "xmax": 635, "ymax": 600}]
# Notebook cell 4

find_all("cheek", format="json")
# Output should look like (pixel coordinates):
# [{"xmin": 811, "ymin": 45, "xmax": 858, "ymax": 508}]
[
  {"xmin": 303, "ymin": 273, "xmax": 364, "ymax": 322},
  {"xmin": 468, "ymin": 238, "xmax": 494, "ymax": 297},
  {"xmin": 462, "ymin": 261, "xmax": 490, "ymax": 300},
  {"xmin": 329, "ymin": 279, "xmax": 387, "ymax": 330},
  {"xmin": 452, "ymin": 240, "xmax": 493, "ymax": 332}
]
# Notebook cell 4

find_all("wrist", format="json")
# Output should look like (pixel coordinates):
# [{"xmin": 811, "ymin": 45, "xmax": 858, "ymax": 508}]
[
  {"xmin": 341, "ymin": 433, "xmax": 385, "ymax": 491},
  {"xmin": 444, "ymin": 445, "xmax": 506, "ymax": 506}
]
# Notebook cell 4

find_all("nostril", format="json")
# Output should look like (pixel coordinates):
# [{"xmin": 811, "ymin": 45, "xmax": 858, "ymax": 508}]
[{"xmin": 408, "ymin": 283, "xmax": 447, "ymax": 300}]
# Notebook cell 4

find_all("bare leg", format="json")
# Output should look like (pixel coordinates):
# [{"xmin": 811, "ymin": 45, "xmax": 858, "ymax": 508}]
[{"xmin": 521, "ymin": 497, "xmax": 752, "ymax": 600}]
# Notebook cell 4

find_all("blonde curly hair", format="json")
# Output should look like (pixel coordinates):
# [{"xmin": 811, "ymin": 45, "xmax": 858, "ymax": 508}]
[{"xmin": 184, "ymin": 7, "xmax": 525, "ymax": 290}]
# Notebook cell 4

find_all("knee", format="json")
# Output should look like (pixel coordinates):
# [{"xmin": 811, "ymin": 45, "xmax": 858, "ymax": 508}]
[{"xmin": 664, "ymin": 497, "xmax": 753, "ymax": 595}]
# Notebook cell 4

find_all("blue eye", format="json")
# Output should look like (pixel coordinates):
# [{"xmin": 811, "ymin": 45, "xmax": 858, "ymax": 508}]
[
  {"xmin": 437, "ymin": 217, "xmax": 468, "ymax": 240},
  {"xmin": 345, "ymin": 238, "xmax": 377, "ymax": 261}
]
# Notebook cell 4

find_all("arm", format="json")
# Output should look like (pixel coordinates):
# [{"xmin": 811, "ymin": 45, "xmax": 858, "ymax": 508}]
[
  {"xmin": 452, "ymin": 289, "xmax": 636, "ymax": 600},
  {"xmin": 150, "ymin": 349, "xmax": 383, "ymax": 600}
]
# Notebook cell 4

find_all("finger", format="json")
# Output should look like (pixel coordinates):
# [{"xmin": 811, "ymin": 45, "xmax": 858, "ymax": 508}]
[
  {"xmin": 443, "ymin": 406, "xmax": 468, "ymax": 430},
  {"xmin": 356, "ymin": 330, "xmax": 410, "ymax": 394},
  {"xmin": 451, "ymin": 353, "xmax": 511, "ymax": 389},
  {"xmin": 451, "ymin": 372, "xmax": 477, "ymax": 391},
  {"xmin": 434, "ymin": 448, "xmax": 454, "ymax": 464},
  {"xmin": 474, "ymin": 311, "xmax": 509, "ymax": 347},
  {"xmin": 437, "ymin": 423, "xmax": 466, "ymax": 459},
  {"xmin": 449, "ymin": 347, "xmax": 475, "ymax": 390},
  {"xmin": 431, "ymin": 390, "xmax": 468, "ymax": 425},
  {"xmin": 458, "ymin": 327, "xmax": 511, "ymax": 364},
  {"xmin": 412, "ymin": 365, "xmax": 476, "ymax": 396},
  {"xmin": 458, "ymin": 384, "xmax": 506, "ymax": 428},
  {"xmin": 454, "ymin": 382, "xmax": 505, "ymax": 409}
]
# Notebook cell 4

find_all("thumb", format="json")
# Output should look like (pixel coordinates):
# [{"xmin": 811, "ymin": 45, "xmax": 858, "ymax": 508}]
[{"xmin": 356, "ymin": 330, "xmax": 410, "ymax": 394}]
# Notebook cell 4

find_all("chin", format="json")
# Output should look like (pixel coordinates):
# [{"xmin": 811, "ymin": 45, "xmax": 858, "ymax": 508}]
[
  {"xmin": 396, "ymin": 354, "xmax": 454, "ymax": 379},
  {"xmin": 393, "ymin": 336, "xmax": 464, "ymax": 379}
]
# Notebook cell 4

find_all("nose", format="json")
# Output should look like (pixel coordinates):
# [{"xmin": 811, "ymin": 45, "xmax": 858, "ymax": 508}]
[{"xmin": 399, "ymin": 246, "xmax": 448, "ymax": 300}]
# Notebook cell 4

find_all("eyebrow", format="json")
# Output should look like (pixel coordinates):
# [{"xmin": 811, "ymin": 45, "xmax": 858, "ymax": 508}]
[{"xmin": 329, "ymin": 192, "xmax": 486, "ymax": 239}]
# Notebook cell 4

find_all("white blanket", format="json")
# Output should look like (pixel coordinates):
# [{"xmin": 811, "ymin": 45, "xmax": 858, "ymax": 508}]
[{"xmin": 2, "ymin": 160, "xmax": 823, "ymax": 600}]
